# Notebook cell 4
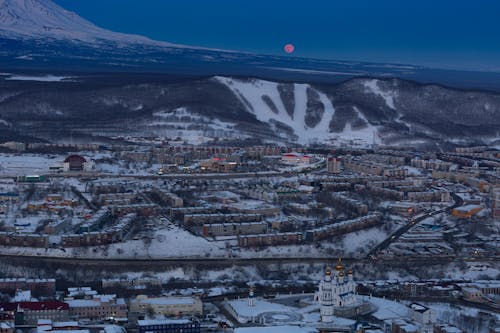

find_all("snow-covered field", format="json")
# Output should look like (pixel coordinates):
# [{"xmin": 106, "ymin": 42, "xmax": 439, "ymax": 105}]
[
  {"xmin": 0, "ymin": 219, "xmax": 391, "ymax": 260},
  {"xmin": 0, "ymin": 153, "xmax": 62, "ymax": 176},
  {"xmin": 4, "ymin": 75, "xmax": 73, "ymax": 82}
]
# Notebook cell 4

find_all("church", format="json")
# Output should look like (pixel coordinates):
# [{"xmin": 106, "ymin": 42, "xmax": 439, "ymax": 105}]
[{"xmin": 315, "ymin": 259, "xmax": 357, "ymax": 323}]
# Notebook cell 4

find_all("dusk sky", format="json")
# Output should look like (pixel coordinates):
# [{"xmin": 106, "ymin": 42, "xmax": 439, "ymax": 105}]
[{"xmin": 54, "ymin": 0, "xmax": 500, "ymax": 72}]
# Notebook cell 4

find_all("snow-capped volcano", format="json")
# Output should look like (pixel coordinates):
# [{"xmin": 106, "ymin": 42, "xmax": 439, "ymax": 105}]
[
  {"xmin": 2, "ymin": 0, "xmax": 500, "ymax": 92},
  {"xmin": 0, "ymin": 0, "xmax": 174, "ymax": 45}
]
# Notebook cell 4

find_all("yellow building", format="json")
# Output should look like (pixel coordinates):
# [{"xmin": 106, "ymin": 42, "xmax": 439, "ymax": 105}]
[
  {"xmin": 452, "ymin": 205, "xmax": 483, "ymax": 218},
  {"xmin": 130, "ymin": 295, "xmax": 203, "ymax": 316}
]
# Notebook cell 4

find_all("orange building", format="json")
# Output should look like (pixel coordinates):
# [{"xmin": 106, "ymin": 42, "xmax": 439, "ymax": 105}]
[{"xmin": 452, "ymin": 205, "xmax": 483, "ymax": 218}]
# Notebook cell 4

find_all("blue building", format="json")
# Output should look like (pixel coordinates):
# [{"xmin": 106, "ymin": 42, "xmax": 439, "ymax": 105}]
[{"xmin": 138, "ymin": 319, "xmax": 200, "ymax": 333}]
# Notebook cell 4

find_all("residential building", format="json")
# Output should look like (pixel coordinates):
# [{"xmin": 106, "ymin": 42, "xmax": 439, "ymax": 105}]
[
  {"xmin": 408, "ymin": 303, "xmax": 435, "ymax": 325},
  {"xmin": 137, "ymin": 319, "xmax": 200, "ymax": 333},
  {"xmin": 64, "ymin": 291, "xmax": 127, "ymax": 320},
  {"xmin": 0, "ymin": 302, "xmax": 69, "ymax": 325},
  {"xmin": 130, "ymin": 296, "xmax": 202, "ymax": 317},
  {"xmin": 327, "ymin": 157, "xmax": 341, "ymax": 174}
]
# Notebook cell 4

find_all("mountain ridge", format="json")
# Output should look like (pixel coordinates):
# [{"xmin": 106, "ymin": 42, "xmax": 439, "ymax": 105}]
[
  {"xmin": 2, "ymin": 0, "xmax": 500, "ymax": 90},
  {"xmin": 0, "ymin": 0, "xmax": 172, "ymax": 45},
  {"xmin": 0, "ymin": 74, "xmax": 499, "ymax": 149}
]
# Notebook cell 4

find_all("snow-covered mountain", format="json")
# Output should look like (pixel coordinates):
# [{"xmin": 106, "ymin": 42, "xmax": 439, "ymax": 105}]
[
  {"xmin": 0, "ymin": 0, "xmax": 499, "ymax": 148},
  {"xmin": 2, "ymin": 0, "xmax": 500, "ymax": 90},
  {"xmin": 214, "ymin": 77, "xmax": 500, "ymax": 147},
  {"xmin": 0, "ymin": 0, "xmax": 174, "ymax": 45},
  {"xmin": 1, "ymin": 74, "xmax": 499, "ymax": 148}
]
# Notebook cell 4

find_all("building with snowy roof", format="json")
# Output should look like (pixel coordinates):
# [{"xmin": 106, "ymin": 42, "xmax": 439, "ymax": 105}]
[
  {"xmin": 137, "ymin": 319, "xmax": 200, "ymax": 333},
  {"xmin": 315, "ymin": 259, "xmax": 357, "ymax": 324},
  {"xmin": 130, "ymin": 296, "xmax": 202, "ymax": 317},
  {"xmin": 408, "ymin": 303, "xmax": 435, "ymax": 325}
]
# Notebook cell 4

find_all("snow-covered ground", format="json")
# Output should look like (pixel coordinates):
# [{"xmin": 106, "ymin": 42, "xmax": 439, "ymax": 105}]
[
  {"xmin": 0, "ymin": 220, "xmax": 389, "ymax": 260},
  {"xmin": 363, "ymin": 295, "xmax": 408, "ymax": 321},
  {"xmin": 147, "ymin": 107, "xmax": 243, "ymax": 145},
  {"xmin": 217, "ymin": 76, "xmax": 383, "ymax": 146},
  {"xmin": 235, "ymin": 326, "xmax": 317, "ymax": 333},
  {"xmin": 4, "ymin": 75, "xmax": 73, "ymax": 82},
  {"xmin": 363, "ymin": 79, "xmax": 397, "ymax": 109},
  {"xmin": 0, "ymin": 153, "xmax": 62, "ymax": 176},
  {"xmin": 227, "ymin": 298, "xmax": 297, "ymax": 322}
]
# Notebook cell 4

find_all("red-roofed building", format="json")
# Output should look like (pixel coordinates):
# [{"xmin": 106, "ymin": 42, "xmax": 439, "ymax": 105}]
[
  {"xmin": 64, "ymin": 155, "xmax": 87, "ymax": 171},
  {"xmin": 0, "ymin": 302, "xmax": 69, "ymax": 325},
  {"xmin": 281, "ymin": 152, "xmax": 313, "ymax": 164}
]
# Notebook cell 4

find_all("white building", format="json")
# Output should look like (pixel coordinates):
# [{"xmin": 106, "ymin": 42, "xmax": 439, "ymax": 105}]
[
  {"xmin": 408, "ymin": 303, "xmax": 435, "ymax": 325},
  {"xmin": 315, "ymin": 259, "xmax": 357, "ymax": 323}
]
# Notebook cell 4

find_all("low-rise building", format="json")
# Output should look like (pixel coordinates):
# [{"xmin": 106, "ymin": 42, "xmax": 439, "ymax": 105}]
[
  {"xmin": 281, "ymin": 152, "xmax": 313, "ymax": 164},
  {"xmin": 391, "ymin": 319, "xmax": 420, "ymax": 333},
  {"xmin": 0, "ymin": 278, "xmax": 56, "ymax": 297},
  {"xmin": 130, "ymin": 296, "xmax": 202, "ymax": 317},
  {"xmin": 408, "ymin": 303, "xmax": 435, "ymax": 325},
  {"xmin": 137, "ymin": 319, "xmax": 200, "ymax": 333},
  {"xmin": 65, "ymin": 293, "xmax": 127, "ymax": 320},
  {"xmin": 451, "ymin": 205, "xmax": 483, "ymax": 218},
  {"xmin": 202, "ymin": 222, "xmax": 267, "ymax": 237},
  {"xmin": 0, "ymin": 302, "xmax": 69, "ymax": 325},
  {"xmin": 433, "ymin": 324, "xmax": 464, "ymax": 333},
  {"xmin": 462, "ymin": 287, "xmax": 483, "ymax": 302},
  {"xmin": 0, "ymin": 322, "xmax": 14, "ymax": 333}
]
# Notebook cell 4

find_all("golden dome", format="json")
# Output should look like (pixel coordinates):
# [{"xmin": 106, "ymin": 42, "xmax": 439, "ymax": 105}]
[
  {"xmin": 348, "ymin": 268, "xmax": 353, "ymax": 275},
  {"xmin": 335, "ymin": 258, "xmax": 344, "ymax": 271},
  {"xmin": 325, "ymin": 267, "xmax": 332, "ymax": 276}
]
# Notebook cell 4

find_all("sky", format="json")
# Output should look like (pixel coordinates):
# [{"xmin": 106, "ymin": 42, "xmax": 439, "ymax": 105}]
[{"xmin": 54, "ymin": 0, "xmax": 500, "ymax": 72}]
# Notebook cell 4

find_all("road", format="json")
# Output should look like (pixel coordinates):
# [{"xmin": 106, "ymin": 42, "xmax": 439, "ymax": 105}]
[
  {"xmin": 0, "ymin": 251, "xmax": 496, "ymax": 269},
  {"xmin": 9, "ymin": 170, "xmax": 294, "ymax": 181},
  {"xmin": 367, "ymin": 192, "xmax": 464, "ymax": 258}
]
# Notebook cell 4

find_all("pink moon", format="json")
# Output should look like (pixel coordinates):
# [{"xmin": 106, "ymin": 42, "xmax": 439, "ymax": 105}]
[{"xmin": 284, "ymin": 43, "xmax": 295, "ymax": 54}]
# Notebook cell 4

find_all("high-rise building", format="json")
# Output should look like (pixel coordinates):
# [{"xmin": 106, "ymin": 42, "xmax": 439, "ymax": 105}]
[
  {"xmin": 327, "ymin": 157, "xmax": 341, "ymax": 174},
  {"xmin": 492, "ymin": 187, "xmax": 500, "ymax": 219}
]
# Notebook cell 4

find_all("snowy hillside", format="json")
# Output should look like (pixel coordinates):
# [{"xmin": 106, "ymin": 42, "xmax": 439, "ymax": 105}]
[
  {"xmin": 216, "ymin": 77, "xmax": 382, "ymax": 145},
  {"xmin": 1, "ymin": 74, "xmax": 499, "ymax": 148}
]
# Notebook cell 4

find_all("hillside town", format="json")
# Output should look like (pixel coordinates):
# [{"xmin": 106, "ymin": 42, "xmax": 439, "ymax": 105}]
[{"xmin": 0, "ymin": 143, "xmax": 499, "ymax": 332}]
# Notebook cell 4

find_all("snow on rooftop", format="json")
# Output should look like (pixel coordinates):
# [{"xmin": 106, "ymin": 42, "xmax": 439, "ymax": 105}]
[
  {"xmin": 138, "ymin": 319, "xmax": 192, "ymax": 326},
  {"xmin": 234, "ymin": 326, "xmax": 317, "ymax": 333},
  {"xmin": 454, "ymin": 204, "xmax": 482, "ymax": 212},
  {"xmin": 52, "ymin": 322, "xmax": 79, "ymax": 327},
  {"xmin": 65, "ymin": 299, "xmax": 101, "ymax": 307},
  {"xmin": 364, "ymin": 296, "xmax": 408, "ymax": 320},
  {"xmin": 137, "ymin": 296, "xmax": 197, "ymax": 305},
  {"xmin": 228, "ymin": 199, "xmax": 276, "ymax": 210},
  {"xmin": 227, "ymin": 298, "xmax": 296, "ymax": 321},
  {"xmin": 409, "ymin": 303, "xmax": 428, "ymax": 312}
]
